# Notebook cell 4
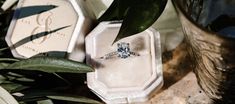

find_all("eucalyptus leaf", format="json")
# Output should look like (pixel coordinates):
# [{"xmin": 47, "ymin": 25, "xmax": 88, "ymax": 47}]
[
  {"xmin": 6, "ymin": 57, "xmax": 93, "ymax": 73},
  {"xmin": 114, "ymin": 0, "xmax": 167, "ymax": 42},
  {"xmin": 47, "ymin": 95, "xmax": 101, "ymax": 104}
]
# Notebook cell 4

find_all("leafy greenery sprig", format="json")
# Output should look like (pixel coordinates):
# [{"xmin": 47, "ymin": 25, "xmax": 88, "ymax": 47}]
[
  {"xmin": 0, "ymin": 1, "xmax": 101, "ymax": 103},
  {"xmin": 99, "ymin": 0, "xmax": 167, "ymax": 43}
]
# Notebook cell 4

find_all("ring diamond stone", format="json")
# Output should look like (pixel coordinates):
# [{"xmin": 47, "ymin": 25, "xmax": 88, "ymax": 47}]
[
  {"xmin": 117, "ymin": 42, "xmax": 131, "ymax": 58},
  {"xmin": 101, "ymin": 42, "xmax": 139, "ymax": 59}
]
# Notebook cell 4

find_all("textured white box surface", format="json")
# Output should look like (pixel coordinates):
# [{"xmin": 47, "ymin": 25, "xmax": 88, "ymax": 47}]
[{"xmin": 6, "ymin": 0, "xmax": 94, "ymax": 61}]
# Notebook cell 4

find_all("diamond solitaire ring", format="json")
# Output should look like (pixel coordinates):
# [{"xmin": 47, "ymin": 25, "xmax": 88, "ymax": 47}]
[{"xmin": 101, "ymin": 42, "xmax": 139, "ymax": 59}]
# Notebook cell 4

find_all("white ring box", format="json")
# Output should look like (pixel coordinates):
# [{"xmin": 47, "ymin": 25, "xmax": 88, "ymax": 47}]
[
  {"xmin": 86, "ymin": 21, "xmax": 163, "ymax": 103},
  {"xmin": 5, "ymin": 0, "xmax": 95, "ymax": 61}
]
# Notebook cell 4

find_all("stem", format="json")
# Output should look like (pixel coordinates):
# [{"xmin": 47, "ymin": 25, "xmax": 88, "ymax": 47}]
[
  {"xmin": 53, "ymin": 73, "xmax": 71, "ymax": 86},
  {"xmin": 0, "ymin": 58, "xmax": 20, "ymax": 62},
  {"xmin": 0, "ymin": 47, "xmax": 10, "ymax": 52}
]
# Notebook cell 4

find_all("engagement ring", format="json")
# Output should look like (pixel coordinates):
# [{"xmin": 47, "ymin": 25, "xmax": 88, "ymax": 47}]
[{"xmin": 101, "ymin": 42, "xmax": 139, "ymax": 59}]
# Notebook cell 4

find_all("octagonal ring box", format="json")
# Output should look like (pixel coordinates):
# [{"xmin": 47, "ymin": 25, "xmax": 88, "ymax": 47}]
[
  {"xmin": 5, "ymin": 0, "xmax": 95, "ymax": 61},
  {"xmin": 86, "ymin": 21, "xmax": 163, "ymax": 103}
]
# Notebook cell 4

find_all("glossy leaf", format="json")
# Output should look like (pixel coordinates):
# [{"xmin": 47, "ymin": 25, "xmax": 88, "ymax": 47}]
[
  {"xmin": 1, "ymin": 83, "xmax": 26, "ymax": 92},
  {"xmin": 15, "ymin": 89, "xmax": 101, "ymax": 104},
  {"xmin": 6, "ymin": 57, "xmax": 93, "ymax": 73},
  {"xmin": 98, "ymin": 0, "xmax": 119, "ymax": 21},
  {"xmin": 98, "ymin": 0, "xmax": 133, "ymax": 21},
  {"xmin": 0, "ymin": 58, "xmax": 19, "ymax": 62},
  {"xmin": 47, "ymin": 95, "xmax": 101, "ymax": 104},
  {"xmin": 36, "ymin": 100, "xmax": 54, "ymax": 104},
  {"xmin": 114, "ymin": 0, "xmax": 167, "ymax": 42}
]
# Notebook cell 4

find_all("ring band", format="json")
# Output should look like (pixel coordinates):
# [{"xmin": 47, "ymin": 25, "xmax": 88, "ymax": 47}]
[{"xmin": 100, "ymin": 42, "xmax": 139, "ymax": 59}]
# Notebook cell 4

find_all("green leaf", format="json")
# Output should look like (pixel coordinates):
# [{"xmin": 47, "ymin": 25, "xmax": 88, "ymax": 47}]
[
  {"xmin": 6, "ymin": 57, "xmax": 93, "ymax": 73},
  {"xmin": 14, "ymin": 89, "xmax": 101, "ymax": 104},
  {"xmin": 47, "ymin": 95, "xmax": 102, "ymax": 104},
  {"xmin": 37, "ymin": 99, "xmax": 54, "ymax": 104},
  {"xmin": 114, "ymin": 0, "xmax": 167, "ymax": 42},
  {"xmin": 98, "ymin": 0, "xmax": 119, "ymax": 21},
  {"xmin": 0, "ymin": 63, "xmax": 9, "ymax": 69},
  {"xmin": 1, "ymin": 83, "xmax": 27, "ymax": 92},
  {"xmin": 0, "ymin": 75, "xmax": 6, "ymax": 84},
  {"xmin": 98, "ymin": 0, "xmax": 133, "ymax": 21}
]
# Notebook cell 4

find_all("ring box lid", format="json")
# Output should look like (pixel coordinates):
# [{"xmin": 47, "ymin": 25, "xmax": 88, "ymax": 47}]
[
  {"xmin": 5, "ymin": 0, "xmax": 94, "ymax": 61},
  {"xmin": 86, "ymin": 21, "xmax": 163, "ymax": 103}
]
